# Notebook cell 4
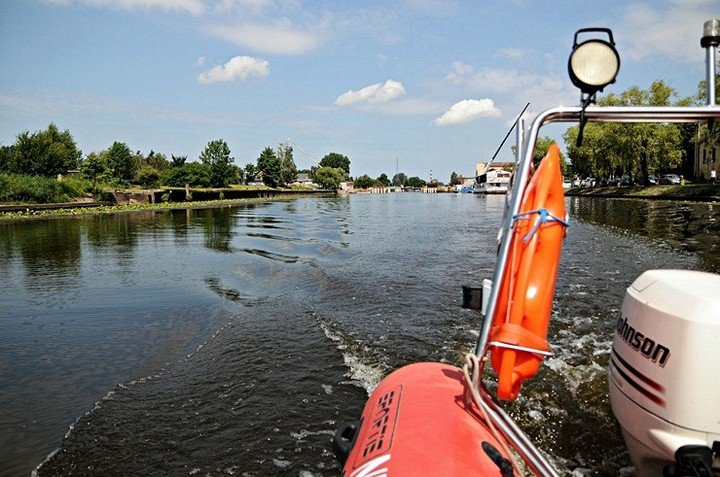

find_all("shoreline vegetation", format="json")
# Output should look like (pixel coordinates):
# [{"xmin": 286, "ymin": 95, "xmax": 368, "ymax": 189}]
[
  {"xmin": 565, "ymin": 183, "xmax": 720, "ymax": 202},
  {"xmin": 2, "ymin": 183, "xmax": 718, "ymax": 223},
  {"xmin": 0, "ymin": 190, "xmax": 335, "ymax": 222}
]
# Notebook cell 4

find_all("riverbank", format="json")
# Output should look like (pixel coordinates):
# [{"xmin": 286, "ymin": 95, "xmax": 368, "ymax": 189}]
[
  {"xmin": 565, "ymin": 183, "xmax": 720, "ymax": 202},
  {"xmin": 0, "ymin": 190, "xmax": 336, "ymax": 221}
]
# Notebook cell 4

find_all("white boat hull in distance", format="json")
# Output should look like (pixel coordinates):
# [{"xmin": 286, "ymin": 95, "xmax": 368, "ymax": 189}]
[
  {"xmin": 474, "ymin": 169, "xmax": 512, "ymax": 194},
  {"xmin": 482, "ymin": 183, "xmax": 509, "ymax": 194}
]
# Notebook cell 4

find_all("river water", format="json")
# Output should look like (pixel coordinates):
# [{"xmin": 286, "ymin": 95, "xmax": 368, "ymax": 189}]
[{"xmin": 0, "ymin": 194, "xmax": 717, "ymax": 476}]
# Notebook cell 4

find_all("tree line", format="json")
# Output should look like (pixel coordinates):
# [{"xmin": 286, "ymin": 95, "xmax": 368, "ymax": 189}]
[
  {"xmin": 564, "ymin": 75, "xmax": 719, "ymax": 184},
  {"xmin": 0, "ymin": 126, "xmax": 359, "ymax": 191},
  {"xmin": 353, "ymin": 172, "xmax": 427, "ymax": 189},
  {"xmin": 451, "ymin": 74, "xmax": 719, "ymax": 187},
  {"xmin": 0, "ymin": 124, "xmax": 432, "ymax": 193},
  {"xmin": 6, "ymin": 74, "xmax": 714, "ymax": 196}
]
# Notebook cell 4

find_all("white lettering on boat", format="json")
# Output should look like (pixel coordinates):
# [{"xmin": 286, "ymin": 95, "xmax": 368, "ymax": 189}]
[
  {"xmin": 615, "ymin": 317, "xmax": 670, "ymax": 366},
  {"xmin": 350, "ymin": 454, "xmax": 390, "ymax": 477}
]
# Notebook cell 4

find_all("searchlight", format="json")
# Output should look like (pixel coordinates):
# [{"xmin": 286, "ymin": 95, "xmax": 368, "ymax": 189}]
[{"xmin": 568, "ymin": 28, "xmax": 620, "ymax": 146}]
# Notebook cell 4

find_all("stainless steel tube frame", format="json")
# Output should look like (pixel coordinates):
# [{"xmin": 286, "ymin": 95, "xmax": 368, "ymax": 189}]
[
  {"xmin": 471, "ymin": 104, "xmax": 720, "ymax": 476},
  {"xmin": 475, "ymin": 104, "xmax": 720, "ymax": 358},
  {"xmin": 477, "ymin": 383, "xmax": 561, "ymax": 477}
]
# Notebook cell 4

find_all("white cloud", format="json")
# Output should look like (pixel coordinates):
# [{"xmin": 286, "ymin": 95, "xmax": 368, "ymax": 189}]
[
  {"xmin": 197, "ymin": 56, "xmax": 269, "ymax": 84},
  {"xmin": 42, "ymin": 0, "xmax": 303, "ymax": 15},
  {"xmin": 334, "ymin": 80, "xmax": 406, "ymax": 106},
  {"xmin": 620, "ymin": 2, "xmax": 718, "ymax": 62},
  {"xmin": 434, "ymin": 99, "xmax": 500, "ymax": 126},
  {"xmin": 195, "ymin": 56, "xmax": 205, "ymax": 67},
  {"xmin": 494, "ymin": 48, "xmax": 528, "ymax": 60},
  {"xmin": 213, "ymin": 0, "xmax": 274, "ymax": 14},
  {"xmin": 444, "ymin": 60, "xmax": 474, "ymax": 83},
  {"xmin": 204, "ymin": 19, "xmax": 324, "ymax": 55},
  {"xmin": 445, "ymin": 61, "xmax": 564, "ymax": 94},
  {"xmin": 50, "ymin": 0, "xmax": 205, "ymax": 15}
]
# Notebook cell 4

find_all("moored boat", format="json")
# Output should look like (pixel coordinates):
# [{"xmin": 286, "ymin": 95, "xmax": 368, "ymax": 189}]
[
  {"xmin": 335, "ymin": 21, "xmax": 720, "ymax": 476},
  {"xmin": 474, "ymin": 169, "xmax": 512, "ymax": 194}
]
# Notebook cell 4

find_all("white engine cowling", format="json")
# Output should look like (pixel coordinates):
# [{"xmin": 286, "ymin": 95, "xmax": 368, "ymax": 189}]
[{"xmin": 609, "ymin": 269, "xmax": 720, "ymax": 476}]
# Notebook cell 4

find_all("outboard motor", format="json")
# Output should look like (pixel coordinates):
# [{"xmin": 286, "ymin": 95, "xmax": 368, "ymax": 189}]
[{"xmin": 609, "ymin": 270, "xmax": 720, "ymax": 476}]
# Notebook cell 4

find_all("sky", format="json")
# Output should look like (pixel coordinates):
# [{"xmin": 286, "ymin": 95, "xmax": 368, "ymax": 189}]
[{"xmin": 0, "ymin": 0, "xmax": 717, "ymax": 181}]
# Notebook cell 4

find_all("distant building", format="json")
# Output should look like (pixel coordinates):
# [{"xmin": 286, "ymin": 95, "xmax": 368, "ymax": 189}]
[
  {"xmin": 696, "ymin": 143, "xmax": 718, "ymax": 180},
  {"xmin": 292, "ymin": 172, "xmax": 315, "ymax": 187}
]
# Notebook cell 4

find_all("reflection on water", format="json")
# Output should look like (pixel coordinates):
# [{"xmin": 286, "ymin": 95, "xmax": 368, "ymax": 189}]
[
  {"xmin": 568, "ymin": 197, "xmax": 719, "ymax": 272},
  {"xmin": 0, "ymin": 195, "xmax": 717, "ymax": 476},
  {"xmin": 0, "ymin": 206, "xmax": 264, "ymax": 476}
]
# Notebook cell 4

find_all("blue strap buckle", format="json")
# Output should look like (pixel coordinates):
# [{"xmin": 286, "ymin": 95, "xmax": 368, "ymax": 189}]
[{"xmin": 512, "ymin": 208, "xmax": 569, "ymax": 243}]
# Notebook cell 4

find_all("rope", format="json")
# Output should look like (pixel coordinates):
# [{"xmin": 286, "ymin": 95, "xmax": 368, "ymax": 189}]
[
  {"xmin": 512, "ymin": 208, "xmax": 569, "ymax": 243},
  {"xmin": 462, "ymin": 353, "xmax": 524, "ymax": 476}
]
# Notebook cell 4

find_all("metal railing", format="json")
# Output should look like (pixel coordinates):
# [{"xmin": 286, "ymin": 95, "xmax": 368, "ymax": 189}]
[{"xmin": 472, "ymin": 103, "xmax": 720, "ymax": 476}]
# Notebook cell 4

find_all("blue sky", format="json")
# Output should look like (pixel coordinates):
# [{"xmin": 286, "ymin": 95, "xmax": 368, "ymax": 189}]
[{"xmin": 0, "ymin": 0, "xmax": 717, "ymax": 181}]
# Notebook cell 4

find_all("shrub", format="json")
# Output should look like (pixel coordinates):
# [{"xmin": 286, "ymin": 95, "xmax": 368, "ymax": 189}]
[
  {"xmin": 161, "ymin": 162, "xmax": 212, "ymax": 187},
  {"xmin": 135, "ymin": 164, "xmax": 161, "ymax": 187},
  {"xmin": 0, "ymin": 173, "xmax": 73, "ymax": 203},
  {"xmin": 59, "ymin": 175, "xmax": 92, "ymax": 197},
  {"xmin": 314, "ymin": 167, "xmax": 346, "ymax": 189}
]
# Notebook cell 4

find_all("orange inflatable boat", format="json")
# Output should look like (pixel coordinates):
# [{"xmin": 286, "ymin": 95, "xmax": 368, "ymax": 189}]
[
  {"xmin": 334, "ymin": 362, "xmax": 514, "ymax": 477},
  {"xmin": 334, "ymin": 146, "xmax": 567, "ymax": 476}
]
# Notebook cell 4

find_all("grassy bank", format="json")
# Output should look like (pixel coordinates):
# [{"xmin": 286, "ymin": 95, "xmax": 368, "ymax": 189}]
[
  {"xmin": 0, "ymin": 173, "xmax": 92, "ymax": 204},
  {"xmin": 566, "ymin": 184, "xmax": 720, "ymax": 202},
  {"xmin": 0, "ymin": 192, "xmax": 335, "ymax": 222}
]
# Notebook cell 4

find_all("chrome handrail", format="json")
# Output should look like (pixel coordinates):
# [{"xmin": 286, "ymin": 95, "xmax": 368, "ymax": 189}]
[
  {"xmin": 472, "ymin": 103, "xmax": 720, "ymax": 477},
  {"xmin": 476, "ymin": 381, "xmax": 561, "ymax": 477},
  {"xmin": 475, "ymin": 104, "xmax": 720, "ymax": 358}
]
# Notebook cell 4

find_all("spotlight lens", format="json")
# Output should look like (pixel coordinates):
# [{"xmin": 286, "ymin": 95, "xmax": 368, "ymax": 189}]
[{"xmin": 570, "ymin": 41, "xmax": 619, "ymax": 87}]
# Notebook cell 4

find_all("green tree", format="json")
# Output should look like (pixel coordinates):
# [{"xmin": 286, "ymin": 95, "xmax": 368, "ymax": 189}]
[
  {"xmin": 135, "ymin": 164, "xmax": 161, "ymax": 187},
  {"xmin": 171, "ymin": 154, "xmax": 187, "ymax": 167},
  {"xmin": 534, "ymin": 137, "xmax": 569, "ymax": 176},
  {"xmin": 564, "ymin": 80, "xmax": 683, "ymax": 183},
  {"xmin": 319, "ymin": 152, "xmax": 351, "ymax": 175},
  {"xmin": 146, "ymin": 151, "xmax": 170, "ymax": 170},
  {"xmin": 244, "ymin": 163, "xmax": 257, "ymax": 184},
  {"xmin": 376, "ymin": 173, "xmax": 391, "ymax": 187},
  {"xmin": 231, "ymin": 164, "xmax": 244, "ymax": 185},
  {"xmin": 257, "ymin": 147, "xmax": 281, "ymax": 187},
  {"xmin": 131, "ymin": 150, "xmax": 145, "ymax": 178},
  {"xmin": 0, "ymin": 145, "xmax": 16, "ymax": 172},
  {"xmin": 79, "ymin": 152, "xmax": 106, "ymax": 191},
  {"xmin": 449, "ymin": 172, "xmax": 460, "ymax": 185},
  {"xmin": 314, "ymin": 166, "xmax": 346, "ymax": 189},
  {"xmin": 12, "ymin": 123, "xmax": 81, "ymax": 177},
  {"xmin": 277, "ymin": 142, "xmax": 298, "ymax": 185},
  {"xmin": 161, "ymin": 162, "xmax": 212, "ymax": 187},
  {"xmin": 392, "ymin": 172, "xmax": 408, "ymax": 186},
  {"xmin": 512, "ymin": 136, "xmax": 568, "ymax": 175},
  {"xmin": 200, "ymin": 139, "xmax": 235, "ymax": 188},
  {"xmin": 407, "ymin": 176, "xmax": 426, "ymax": 187},
  {"xmin": 104, "ymin": 141, "xmax": 134, "ymax": 181},
  {"xmin": 354, "ymin": 174, "xmax": 375, "ymax": 189}
]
